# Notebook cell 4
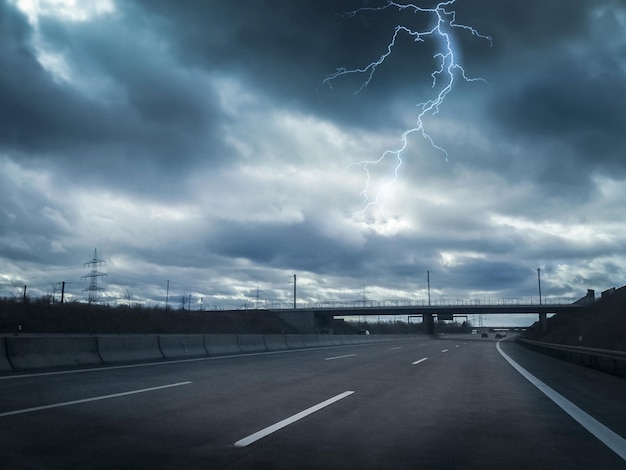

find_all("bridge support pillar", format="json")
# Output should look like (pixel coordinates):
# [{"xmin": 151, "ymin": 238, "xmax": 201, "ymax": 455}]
[
  {"xmin": 422, "ymin": 313, "xmax": 435, "ymax": 335},
  {"xmin": 539, "ymin": 312, "xmax": 548, "ymax": 333}
]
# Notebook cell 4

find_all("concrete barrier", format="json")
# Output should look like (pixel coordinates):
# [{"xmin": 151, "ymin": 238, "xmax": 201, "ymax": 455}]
[
  {"xmin": 317, "ymin": 335, "xmax": 333, "ymax": 347},
  {"xmin": 285, "ymin": 334, "xmax": 305, "ymax": 350},
  {"xmin": 263, "ymin": 334, "xmax": 288, "ymax": 352},
  {"xmin": 97, "ymin": 335, "xmax": 164, "ymax": 364},
  {"xmin": 302, "ymin": 334, "xmax": 320, "ymax": 348},
  {"xmin": 333, "ymin": 335, "xmax": 346, "ymax": 345},
  {"xmin": 158, "ymin": 335, "xmax": 207, "ymax": 359},
  {"xmin": 337, "ymin": 335, "xmax": 356, "ymax": 345},
  {"xmin": 204, "ymin": 334, "xmax": 241, "ymax": 356},
  {"xmin": 0, "ymin": 337, "xmax": 14, "ymax": 372},
  {"xmin": 6, "ymin": 336, "xmax": 102, "ymax": 371},
  {"xmin": 0, "ymin": 333, "xmax": 415, "ymax": 374},
  {"xmin": 237, "ymin": 334, "xmax": 267, "ymax": 353},
  {"xmin": 328, "ymin": 335, "xmax": 343, "ymax": 346}
]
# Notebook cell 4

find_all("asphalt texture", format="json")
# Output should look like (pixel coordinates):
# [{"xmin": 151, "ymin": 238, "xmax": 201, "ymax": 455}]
[{"xmin": 1, "ymin": 336, "xmax": 625, "ymax": 469}]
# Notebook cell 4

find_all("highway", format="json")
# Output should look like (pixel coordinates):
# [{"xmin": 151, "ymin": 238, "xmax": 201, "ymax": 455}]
[{"xmin": 1, "ymin": 336, "xmax": 625, "ymax": 469}]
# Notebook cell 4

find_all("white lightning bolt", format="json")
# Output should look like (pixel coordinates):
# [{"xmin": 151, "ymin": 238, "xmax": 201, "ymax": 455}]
[{"xmin": 323, "ymin": 0, "xmax": 492, "ymax": 218}]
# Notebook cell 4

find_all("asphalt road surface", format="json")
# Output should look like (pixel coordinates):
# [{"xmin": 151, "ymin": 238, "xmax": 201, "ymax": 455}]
[{"xmin": 1, "ymin": 336, "xmax": 625, "ymax": 469}]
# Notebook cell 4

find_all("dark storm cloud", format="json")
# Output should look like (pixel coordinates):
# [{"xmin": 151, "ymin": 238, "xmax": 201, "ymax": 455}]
[
  {"xmin": 454, "ymin": 0, "xmax": 593, "ymax": 55},
  {"xmin": 493, "ymin": 61, "xmax": 626, "ymax": 175},
  {"xmin": 124, "ymin": 0, "xmax": 624, "ymax": 203},
  {"xmin": 129, "ymin": 0, "xmax": 600, "ymax": 120},
  {"xmin": 3, "ymin": 0, "xmax": 617, "ymax": 188},
  {"xmin": 206, "ymin": 218, "xmax": 367, "ymax": 274},
  {"xmin": 129, "ymin": 0, "xmax": 494, "ymax": 130},
  {"xmin": 0, "ymin": 1, "xmax": 229, "ymax": 196},
  {"xmin": 447, "ymin": 1, "xmax": 626, "ymax": 198},
  {"xmin": 437, "ymin": 259, "xmax": 532, "ymax": 293}
]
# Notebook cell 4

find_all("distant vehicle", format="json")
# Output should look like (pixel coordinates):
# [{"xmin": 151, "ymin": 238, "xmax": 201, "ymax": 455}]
[
  {"xmin": 481, "ymin": 332, "xmax": 488, "ymax": 338},
  {"xmin": 495, "ymin": 333, "xmax": 507, "ymax": 339},
  {"xmin": 471, "ymin": 329, "xmax": 478, "ymax": 335}
]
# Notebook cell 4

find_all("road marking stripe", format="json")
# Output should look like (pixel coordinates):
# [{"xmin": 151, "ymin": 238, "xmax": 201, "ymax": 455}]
[
  {"xmin": 391, "ymin": 347, "xmax": 402, "ymax": 350},
  {"xmin": 497, "ymin": 341, "xmax": 626, "ymax": 462},
  {"xmin": 455, "ymin": 345, "xmax": 460, "ymax": 348},
  {"xmin": 0, "ymin": 382, "xmax": 192, "ymax": 418},
  {"xmin": 441, "ymin": 349, "xmax": 449, "ymax": 353},
  {"xmin": 412, "ymin": 358, "xmax": 428, "ymax": 365},
  {"xmin": 234, "ymin": 391, "xmax": 355, "ymax": 447},
  {"xmin": 325, "ymin": 354, "xmax": 356, "ymax": 361}
]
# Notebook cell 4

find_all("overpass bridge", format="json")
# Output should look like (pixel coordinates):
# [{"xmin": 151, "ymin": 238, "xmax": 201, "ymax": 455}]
[{"xmin": 270, "ymin": 297, "xmax": 590, "ymax": 334}]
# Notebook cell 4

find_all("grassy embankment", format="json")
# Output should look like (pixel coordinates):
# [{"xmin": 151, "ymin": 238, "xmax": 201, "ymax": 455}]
[
  {"xmin": 525, "ymin": 285, "xmax": 626, "ymax": 351},
  {"xmin": 0, "ymin": 300, "xmax": 300, "ymax": 335},
  {"xmin": 0, "ymin": 298, "xmax": 428, "ymax": 335}
]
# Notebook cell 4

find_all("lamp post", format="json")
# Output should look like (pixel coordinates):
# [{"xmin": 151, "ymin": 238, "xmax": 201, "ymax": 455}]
[{"xmin": 537, "ymin": 268, "xmax": 542, "ymax": 305}]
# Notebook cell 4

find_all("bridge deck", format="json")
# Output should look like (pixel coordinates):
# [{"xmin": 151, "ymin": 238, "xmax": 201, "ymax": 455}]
[{"xmin": 270, "ymin": 304, "xmax": 584, "ymax": 316}]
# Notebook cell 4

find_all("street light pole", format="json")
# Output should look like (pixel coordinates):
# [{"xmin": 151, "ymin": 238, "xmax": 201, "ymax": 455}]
[
  {"xmin": 427, "ymin": 270, "xmax": 431, "ymax": 306},
  {"xmin": 293, "ymin": 274, "xmax": 297, "ymax": 309},
  {"xmin": 537, "ymin": 268, "xmax": 542, "ymax": 305}
]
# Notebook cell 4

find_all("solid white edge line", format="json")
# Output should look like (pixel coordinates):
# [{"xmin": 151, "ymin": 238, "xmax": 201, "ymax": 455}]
[
  {"xmin": 325, "ymin": 354, "xmax": 357, "ymax": 361},
  {"xmin": 0, "ymin": 381, "xmax": 192, "ymax": 418},
  {"xmin": 412, "ymin": 358, "xmax": 428, "ymax": 365},
  {"xmin": 234, "ymin": 391, "xmax": 355, "ymax": 448},
  {"xmin": 496, "ymin": 340, "xmax": 626, "ymax": 462}
]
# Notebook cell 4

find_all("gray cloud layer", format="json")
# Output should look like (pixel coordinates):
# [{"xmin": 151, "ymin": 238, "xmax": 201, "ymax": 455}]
[{"xmin": 1, "ymin": 1, "xmax": 625, "ymax": 322}]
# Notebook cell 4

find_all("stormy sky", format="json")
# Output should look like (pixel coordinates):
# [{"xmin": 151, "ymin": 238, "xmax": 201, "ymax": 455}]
[{"xmin": 1, "ymin": 0, "xmax": 625, "ymax": 323}]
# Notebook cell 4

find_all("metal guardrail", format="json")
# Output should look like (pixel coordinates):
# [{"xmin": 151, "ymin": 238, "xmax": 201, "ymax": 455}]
[{"xmin": 517, "ymin": 337, "xmax": 626, "ymax": 376}]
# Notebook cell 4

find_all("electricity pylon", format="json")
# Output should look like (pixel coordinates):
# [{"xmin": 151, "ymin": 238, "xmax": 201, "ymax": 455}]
[{"xmin": 82, "ymin": 248, "xmax": 107, "ymax": 303}]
